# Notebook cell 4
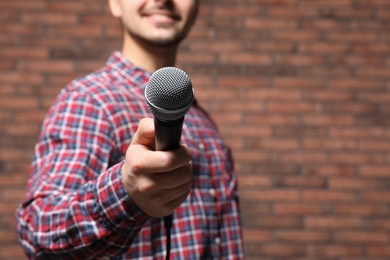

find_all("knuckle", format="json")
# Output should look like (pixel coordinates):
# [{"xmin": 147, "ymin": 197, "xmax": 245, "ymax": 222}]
[
  {"xmin": 137, "ymin": 179, "xmax": 154, "ymax": 193},
  {"xmin": 129, "ymin": 161, "xmax": 143, "ymax": 175}
]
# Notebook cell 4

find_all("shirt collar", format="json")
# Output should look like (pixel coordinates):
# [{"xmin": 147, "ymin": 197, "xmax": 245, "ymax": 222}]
[
  {"xmin": 106, "ymin": 51, "xmax": 152, "ymax": 91},
  {"xmin": 105, "ymin": 51, "xmax": 198, "ymax": 108}
]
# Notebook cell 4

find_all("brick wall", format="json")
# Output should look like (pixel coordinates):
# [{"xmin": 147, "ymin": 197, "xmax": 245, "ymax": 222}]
[{"xmin": 1, "ymin": 0, "xmax": 389, "ymax": 259}]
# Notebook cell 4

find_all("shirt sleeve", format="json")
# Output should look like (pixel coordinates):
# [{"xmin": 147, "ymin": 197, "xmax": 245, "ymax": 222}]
[{"xmin": 15, "ymin": 88, "xmax": 150, "ymax": 259}]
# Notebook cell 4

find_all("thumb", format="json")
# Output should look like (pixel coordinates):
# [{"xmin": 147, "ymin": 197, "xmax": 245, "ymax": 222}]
[{"xmin": 131, "ymin": 118, "xmax": 155, "ymax": 148}]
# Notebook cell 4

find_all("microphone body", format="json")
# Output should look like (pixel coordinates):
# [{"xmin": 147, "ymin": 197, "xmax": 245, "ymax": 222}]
[{"xmin": 154, "ymin": 117, "xmax": 184, "ymax": 151}]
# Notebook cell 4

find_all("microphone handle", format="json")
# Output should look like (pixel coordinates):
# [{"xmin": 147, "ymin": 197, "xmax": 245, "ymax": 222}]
[
  {"xmin": 154, "ymin": 117, "xmax": 184, "ymax": 260},
  {"xmin": 154, "ymin": 117, "xmax": 184, "ymax": 151},
  {"xmin": 154, "ymin": 117, "xmax": 184, "ymax": 231}
]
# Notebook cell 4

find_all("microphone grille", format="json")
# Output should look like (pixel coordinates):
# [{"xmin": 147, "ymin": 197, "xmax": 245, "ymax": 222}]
[{"xmin": 145, "ymin": 67, "xmax": 194, "ymax": 121}]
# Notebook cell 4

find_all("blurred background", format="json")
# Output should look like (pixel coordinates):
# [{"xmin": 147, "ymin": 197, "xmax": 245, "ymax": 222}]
[{"xmin": 1, "ymin": 0, "xmax": 390, "ymax": 259}]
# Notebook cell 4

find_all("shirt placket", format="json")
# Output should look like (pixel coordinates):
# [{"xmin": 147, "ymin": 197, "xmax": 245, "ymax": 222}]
[{"xmin": 198, "ymin": 141, "xmax": 222, "ymax": 259}]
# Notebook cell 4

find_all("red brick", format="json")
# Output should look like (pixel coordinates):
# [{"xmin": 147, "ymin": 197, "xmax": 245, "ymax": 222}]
[
  {"xmin": 299, "ymin": 0, "xmax": 352, "ymax": 7},
  {"xmin": 361, "ymin": 166, "xmax": 390, "ymax": 177},
  {"xmin": 329, "ymin": 178, "xmax": 386, "ymax": 190},
  {"xmin": 330, "ymin": 127, "xmax": 385, "ymax": 139},
  {"xmin": 21, "ymin": 13, "xmax": 78, "ymax": 24},
  {"xmin": 276, "ymin": 230, "xmax": 331, "ymax": 243},
  {"xmin": 246, "ymin": 114, "xmax": 298, "ymax": 126},
  {"xmin": 246, "ymin": 18, "xmax": 298, "ymax": 30},
  {"xmin": 274, "ymin": 203, "xmax": 329, "ymax": 215},
  {"xmin": 369, "ymin": 219, "xmax": 390, "ymax": 230},
  {"xmin": 241, "ymin": 189, "xmax": 301, "ymax": 202},
  {"xmin": 363, "ymin": 191, "xmax": 390, "ymax": 202},
  {"xmin": 303, "ymin": 138, "xmax": 357, "ymax": 150},
  {"xmin": 0, "ymin": 24, "xmax": 44, "ymax": 35},
  {"xmin": 245, "ymin": 217, "xmax": 302, "ymax": 228},
  {"xmin": 243, "ymin": 230, "xmax": 273, "ymax": 242},
  {"xmin": 248, "ymin": 0, "xmax": 297, "ymax": 5},
  {"xmin": 0, "ymin": 0, "xmax": 45, "ymax": 10},
  {"xmin": 326, "ymin": 103, "xmax": 378, "ymax": 114},
  {"xmin": 299, "ymin": 42, "xmax": 349, "ymax": 54},
  {"xmin": 0, "ymin": 97, "xmax": 38, "ymax": 110},
  {"xmin": 247, "ymin": 41, "xmax": 295, "ymax": 52},
  {"xmin": 48, "ymin": 2, "xmax": 102, "ymax": 12},
  {"xmin": 357, "ymin": 67, "xmax": 390, "ymax": 78},
  {"xmin": 327, "ymin": 31, "xmax": 377, "ymax": 42},
  {"xmin": 250, "ymin": 138, "xmax": 300, "ymax": 150},
  {"xmin": 177, "ymin": 53, "xmax": 217, "ymax": 64},
  {"xmin": 274, "ymin": 176, "xmax": 326, "ymax": 188},
  {"xmin": 250, "ymin": 245, "xmax": 305, "ymax": 257},
  {"xmin": 368, "ymin": 246, "xmax": 390, "ymax": 257},
  {"xmin": 272, "ymin": 31, "xmax": 321, "ymax": 41},
  {"xmin": 277, "ymin": 152, "xmax": 328, "ymax": 163},
  {"xmin": 0, "ymin": 48, "xmax": 48, "ymax": 59},
  {"xmin": 306, "ymin": 165, "xmax": 357, "ymax": 177},
  {"xmin": 377, "ymin": 10, "xmax": 390, "ymax": 20},
  {"xmin": 17, "ymin": 60, "xmax": 74, "ymax": 73},
  {"xmin": 298, "ymin": 67, "xmax": 352, "ymax": 77},
  {"xmin": 217, "ymin": 76, "xmax": 268, "ymax": 88},
  {"xmin": 47, "ymin": 26, "xmax": 102, "ymax": 37},
  {"xmin": 356, "ymin": 0, "xmax": 390, "ymax": 7},
  {"xmin": 303, "ymin": 115, "xmax": 355, "ymax": 126},
  {"xmin": 308, "ymin": 245, "xmax": 364, "ymax": 257},
  {"xmin": 330, "ymin": 152, "xmax": 385, "ymax": 164},
  {"xmin": 268, "ymin": 102, "xmax": 321, "ymax": 113},
  {"xmin": 274, "ymin": 126, "xmax": 328, "ymax": 138},
  {"xmin": 335, "ymin": 231, "xmax": 389, "ymax": 244},
  {"xmin": 269, "ymin": 8, "xmax": 317, "ymax": 18},
  {"xmin": 330, "ymin": 77, "xmax": 386, "ymax": 90},
  {"xmin": 275, "ymin": 54, "xmax": 326, "ymax": 66},
  {"xmin": 219, "ymin": 53, "xmax": 272, "ymax": 65},
  {"xmin": 333, "ymin": 205, "xmax": 389, "ymax": 216},
  {"xmin": 274, "ymin": 77, "xmax": 324, "ymax": 88},
  {"xmin": 238, "ymin": 175, "xmax": 271, "ymax": 188},
  {"xmin": 303, "ymin": 190, "xmax": 357, "ymax": 202},
  {"xmin": 305, "ymin": 217, "xmax": 364, "ymax": 229},
  {"xmin": 0, "ymin": 244, "xmax": 26, "ymax": 259},
  {"xmin": 233, "ymin": 150, "xmax": 269, "ymax": 163}
]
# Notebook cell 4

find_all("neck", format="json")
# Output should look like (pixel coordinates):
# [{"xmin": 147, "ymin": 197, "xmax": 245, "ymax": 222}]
[{"xmin": 121, "ymin": 34, "xmax": 178, "ymax": 73}]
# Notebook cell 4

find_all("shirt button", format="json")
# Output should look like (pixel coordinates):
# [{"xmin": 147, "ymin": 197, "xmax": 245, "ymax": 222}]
[
  {"xmin": 198, "ymin": 143, "xmax": 205, "ymax": 151},
  {"xmin": 215, "ymin": 237, "xmax": 221, "ymax": 245},
  {"xmin": 209, "ymin": 188, "xmax": 216, "ymax": 197}
]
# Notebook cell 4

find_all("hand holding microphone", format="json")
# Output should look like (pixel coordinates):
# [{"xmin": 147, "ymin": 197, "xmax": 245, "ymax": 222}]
[
  {"xmin": 121, "ymin": 118, "xmax": 192, "ymax": 218},
  {"xmin": 121, "ymin": 67, "xmax": 194, "ymax": 218}
]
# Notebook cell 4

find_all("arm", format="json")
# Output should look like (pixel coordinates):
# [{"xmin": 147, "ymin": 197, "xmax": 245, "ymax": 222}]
[{"xmin": 15, "ymin": 90, "xmax": 149, "ymax": 259}]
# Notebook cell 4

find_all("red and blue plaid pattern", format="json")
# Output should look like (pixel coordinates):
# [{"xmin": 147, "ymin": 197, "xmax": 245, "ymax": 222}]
[{"xmin": 15, "ymin": 52, "xmax": 244, "ymax": 259}]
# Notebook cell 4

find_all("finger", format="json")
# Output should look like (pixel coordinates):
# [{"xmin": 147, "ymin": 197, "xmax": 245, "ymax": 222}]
[
  {"xmin": 153, "ymin": 145, "xmax": 192, "ymax": 172},
  {"xmin": 148, "ymin": 180, "xmax": 192, "ymax": 213},
  {"xmin": 164, "ymin": 186, "xmax": 192, "ymax": 213},
  {"xmin": 131, "ymin": 118, "xmax": 155, "ymax": 147},
  {"xmin": 130, "ymin": 144, "xmax": 191, "ymax": 175},
  {"xmin": 150, "ymin": 162, "xmax": 193, "ymax": 190}
]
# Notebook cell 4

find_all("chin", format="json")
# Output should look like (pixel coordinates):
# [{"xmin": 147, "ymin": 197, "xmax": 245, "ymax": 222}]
[
  {"xmin": 146, "ymin": 34, "xmax": 187, "ymax": 48},
  {"xmin": 128, "ymin": 29, "xmax": 187, "ymax": 49}
]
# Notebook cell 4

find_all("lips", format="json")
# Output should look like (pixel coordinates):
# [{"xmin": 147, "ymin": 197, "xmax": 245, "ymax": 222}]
[{"xmin": 143, "ymin": 9, "xmax": 180, "ymax": 23}]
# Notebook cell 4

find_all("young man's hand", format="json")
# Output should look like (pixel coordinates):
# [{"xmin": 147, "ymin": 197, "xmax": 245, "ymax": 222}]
[{"xmin": 121, "ymin": 118, "xmax": 193, "ymax": 217}]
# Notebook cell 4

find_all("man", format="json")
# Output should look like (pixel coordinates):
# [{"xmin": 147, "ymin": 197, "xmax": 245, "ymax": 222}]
[{"xmin": 15, "ymin": 0, "xmax": 244, "ymax": 259}]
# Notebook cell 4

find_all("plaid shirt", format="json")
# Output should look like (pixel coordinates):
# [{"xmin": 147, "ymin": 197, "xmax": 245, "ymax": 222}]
[{"xmin": 16, "ymin": 52, "xmax": 244, "ymax": 259}]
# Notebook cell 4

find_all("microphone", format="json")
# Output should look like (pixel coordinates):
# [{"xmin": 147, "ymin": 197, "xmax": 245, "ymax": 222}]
[
  {"xmin": 144, "ymin": 67, "xmax": 194, "ymax": 260},
  {"xmin": 145, "ymin": 67, "xmax": 194, "ymax": 151}
]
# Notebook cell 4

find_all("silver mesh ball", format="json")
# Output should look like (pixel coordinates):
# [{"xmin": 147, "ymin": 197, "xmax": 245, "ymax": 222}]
[{"xmin": 145, "ymin": 67, "xmax": 194, "ymax": 121}]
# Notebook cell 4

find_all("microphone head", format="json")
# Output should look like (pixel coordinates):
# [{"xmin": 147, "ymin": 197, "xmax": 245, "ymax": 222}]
[{"xmin": 145, "ymin": 67, "xmax": 194, "ymax": 122}]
